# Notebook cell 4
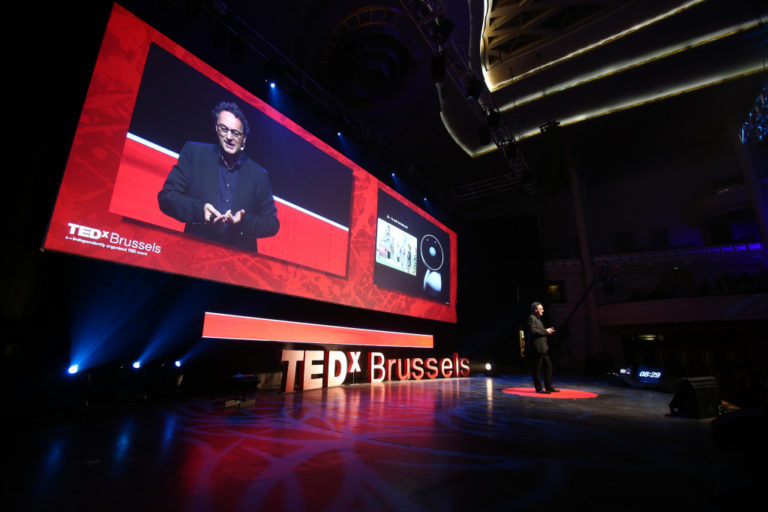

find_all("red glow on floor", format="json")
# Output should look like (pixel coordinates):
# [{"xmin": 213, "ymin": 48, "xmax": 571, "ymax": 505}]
[{"xmin": 502, "ymin": 387, "xmax": 599, "ymax": 399}]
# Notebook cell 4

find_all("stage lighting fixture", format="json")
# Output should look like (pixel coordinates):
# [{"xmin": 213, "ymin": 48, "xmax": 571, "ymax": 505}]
[
  {"xmin": 465, "ymin": 77, "xmax": 483, "ymax": 101},
  {"xmin": 174, "ymin": 360, "xmax": 182, "ymax": 368},
  {"xmin": 132, "ymin": 360, "xmax": 141, "ymax": 369},
  {"xmin": 68, "ymin": 364, "xmax": 79, "ymax": 375},
  {"xmin": 269, "ymin": 81, "xmax": 276, "ymax": 89},
  {"xmin": 431, "ymin": 53, "xmax": 446, "ymax": 82},
  {"xmin": 540, "ymin": 120, "xmax": 560, "ymax": 133},
  {"xmin": 337, "ymin": 131, "xmax": 342, "ymax": 136},
  {"xmin": 740, "ymin": 85, "xmax": 767, "ymax": 143},
  {"xmin": 469, "ymin": 361, "xmax": 496, "ymax": 375},
  {"xmin": 497, "ymin": 137, "xmax": 518, "ymax": 159},
  {"xmin": 485, "ymin": 109, "xmax": 501, "ymax": 129},
  {"xmin": 263, "ymin": 60, "xmax": 282, "ymax": 87},
  {"xmin": 478, "ymin": 125, "xmax": 492, "ymax": 146},
  {"xmin": 431, "ymin": 17, "xmax": 454, "ymax": 46}
]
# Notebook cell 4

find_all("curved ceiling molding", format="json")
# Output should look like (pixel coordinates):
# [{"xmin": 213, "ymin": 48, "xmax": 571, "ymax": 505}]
[{"xmin": 461, "ymin": 0, "xmax": 768, "ymax": 155}]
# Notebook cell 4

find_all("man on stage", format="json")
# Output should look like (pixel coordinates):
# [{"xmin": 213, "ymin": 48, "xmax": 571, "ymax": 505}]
[
  {"xmin": 158, "ymin": 101, "xmax": 279, "ymax": 251},
  {"xmin": 528, "ymin": 301, "xmax": 559, "ymax": 393}
]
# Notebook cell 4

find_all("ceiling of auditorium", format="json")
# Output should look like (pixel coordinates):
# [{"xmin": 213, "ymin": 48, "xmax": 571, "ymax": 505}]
[{"xmin": 32, "ymin": 0, "xmax": 768, "ymax": 218}]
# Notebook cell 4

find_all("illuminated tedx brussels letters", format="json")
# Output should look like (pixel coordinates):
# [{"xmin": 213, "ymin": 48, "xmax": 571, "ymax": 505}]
[
  {"xmin": 201, "ymin": 313, "xmax": 470, "ymax": 393},
  {"xmin": 281, "ymin": 350, "xmax": 470, "ymax": 393}
]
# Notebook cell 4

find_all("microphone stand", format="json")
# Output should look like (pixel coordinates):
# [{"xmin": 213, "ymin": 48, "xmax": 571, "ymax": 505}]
[{"xmin": 553, "ymin": 260, "xmax": 609, "ymax": 361}]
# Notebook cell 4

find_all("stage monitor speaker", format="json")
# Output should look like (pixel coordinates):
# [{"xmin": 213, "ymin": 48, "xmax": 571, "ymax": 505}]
[{"xmin": 669, "ymin": 376, "xmax": 720, "ymax": 418}]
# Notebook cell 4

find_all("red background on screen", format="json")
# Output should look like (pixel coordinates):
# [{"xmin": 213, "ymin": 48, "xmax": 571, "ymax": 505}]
[{"xmin": 43, "ymin": 4, "xmax": 457, "ymax": 323}]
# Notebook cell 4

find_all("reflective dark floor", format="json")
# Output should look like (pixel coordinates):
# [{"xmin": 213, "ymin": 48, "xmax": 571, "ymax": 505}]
[{"xmin": 7, "ymin": 374, "xmax": 763, "ymax": 511}]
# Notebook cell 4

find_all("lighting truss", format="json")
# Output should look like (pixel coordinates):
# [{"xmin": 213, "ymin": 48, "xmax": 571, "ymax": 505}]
[{"xmin": 400, "ymin": 0, "xmax": 545, "ymax": 200}]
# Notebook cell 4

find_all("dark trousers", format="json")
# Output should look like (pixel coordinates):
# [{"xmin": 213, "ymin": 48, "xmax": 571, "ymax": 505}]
[{"xmin": 532, "ymin": 351, "xmax": 553, "ymax": 391}]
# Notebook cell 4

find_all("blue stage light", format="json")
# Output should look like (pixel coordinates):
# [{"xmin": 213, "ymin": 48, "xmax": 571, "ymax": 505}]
[
  {"xmin": 132, "ymin": 360, "xmax": 141, "ymax": 369},
  {"xmin": 174, "ymin": 360, "xmax": 182, "ymax": 368},
  {"xmin": 67, "ymin": 364, "xmax": 79, "ymax": 375},
  {"xmin": 270, "ymin": 81, "xmax": 276, "ymax": 89}
]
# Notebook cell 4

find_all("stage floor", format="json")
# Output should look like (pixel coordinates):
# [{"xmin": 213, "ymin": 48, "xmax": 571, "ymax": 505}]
[{"xmin": 7, "ymin": 374, "xmax": 760, "ymax": 511}]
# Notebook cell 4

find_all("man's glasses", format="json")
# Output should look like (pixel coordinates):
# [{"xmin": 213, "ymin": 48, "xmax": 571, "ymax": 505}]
[{"xmin": 216, "ymin": 124, "xmax": 244, "ymax": 139}]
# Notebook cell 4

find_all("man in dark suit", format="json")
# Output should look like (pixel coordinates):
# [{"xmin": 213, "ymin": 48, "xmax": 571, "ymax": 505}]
[
  {"xmin": 158, "ymin": 102, "xmax": 279, "ymax": 251},
  {"xmin": 527, "ymin": 301, "xmax": 559, "ymax": 393}
]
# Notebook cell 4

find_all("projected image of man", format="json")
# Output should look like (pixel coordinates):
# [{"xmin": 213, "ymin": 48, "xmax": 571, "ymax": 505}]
[{"xmin": 158, "ymin": 102, "xmax": 279, "ymax": 250}]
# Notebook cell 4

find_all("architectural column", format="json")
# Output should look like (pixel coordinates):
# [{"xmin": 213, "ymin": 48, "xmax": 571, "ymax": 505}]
[
  {"xmin": 565, "ymin": 149, "xmax": 602, "ymax": 356},
  {"xmin": 737, "ymin": 143, "xmax": 768, "ymax": 246}
]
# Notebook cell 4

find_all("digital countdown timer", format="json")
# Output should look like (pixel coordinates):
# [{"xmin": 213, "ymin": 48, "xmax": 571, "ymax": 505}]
[{"xmin": 636, "ymin": 366, "xmax": 663, "ymax": 383}]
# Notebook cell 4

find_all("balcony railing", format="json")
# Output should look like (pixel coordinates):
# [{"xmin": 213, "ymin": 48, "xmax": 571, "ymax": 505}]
[{"xmin": 545, "ymin": 242, "xmax": 768, "ymax": 305}]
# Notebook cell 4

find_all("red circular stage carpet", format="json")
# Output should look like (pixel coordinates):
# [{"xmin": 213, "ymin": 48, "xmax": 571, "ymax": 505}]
[{"xmin": 502, "ymin": 387, "xmax": 599, "ymax": 399}]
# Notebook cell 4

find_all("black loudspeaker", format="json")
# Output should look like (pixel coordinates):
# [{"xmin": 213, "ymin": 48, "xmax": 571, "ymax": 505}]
[{"xmin": 669, "ymin": 376, "xmax": 721, "ymax": 418}]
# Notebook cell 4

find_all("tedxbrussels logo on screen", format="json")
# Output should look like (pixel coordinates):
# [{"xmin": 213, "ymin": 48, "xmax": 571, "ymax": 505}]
[{"xmin": 66, "ymin": 222, "xmax": 162, "ymax": 255}]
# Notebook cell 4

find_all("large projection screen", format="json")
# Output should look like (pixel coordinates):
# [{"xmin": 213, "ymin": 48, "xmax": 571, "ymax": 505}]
[{"xmin": 44, "ymin": 4, "xmax": 457, "ymax": 323}]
